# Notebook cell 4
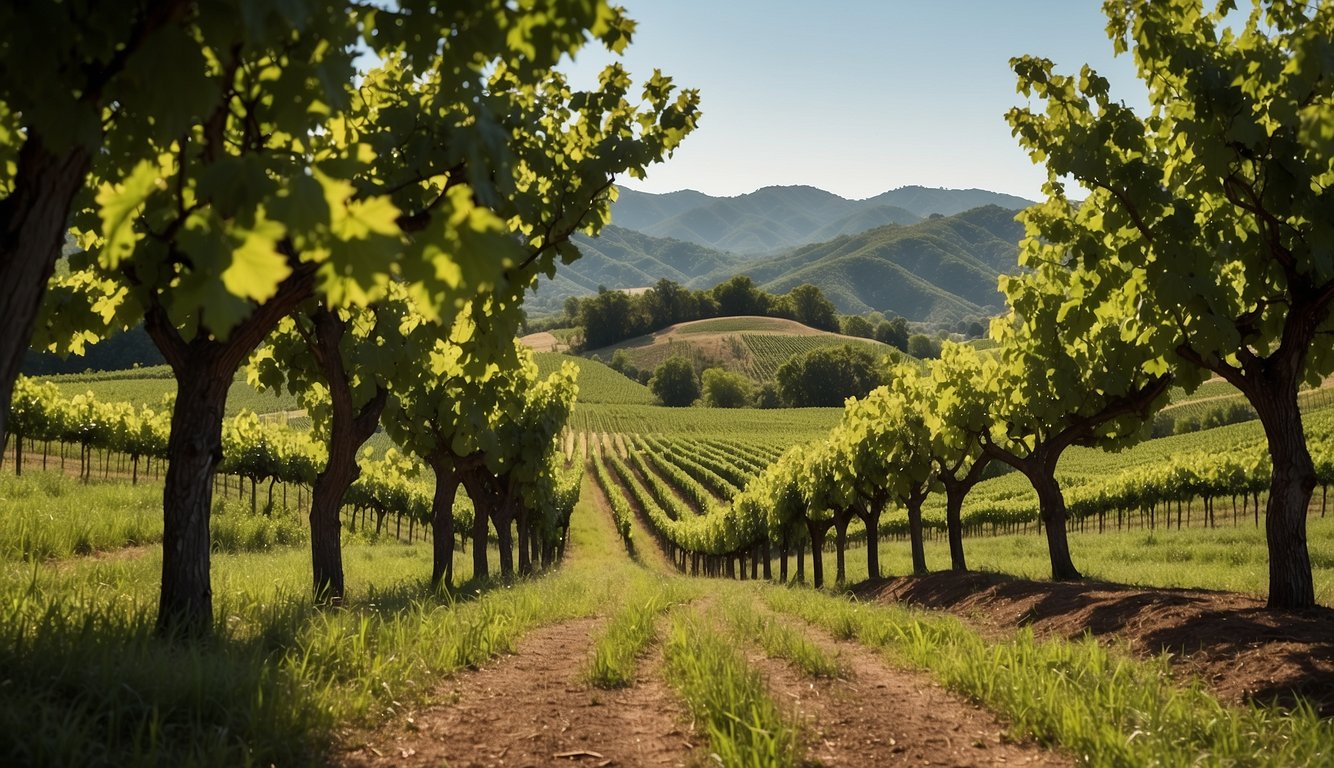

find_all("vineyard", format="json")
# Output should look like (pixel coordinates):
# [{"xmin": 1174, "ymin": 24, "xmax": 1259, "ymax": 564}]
[
  {"xmin": 740, "ymin": 333, "xmax": 891, "ymax": 380},
  {"xmin": 3, "ymin": 1, "xmax": 1334, "ymax": 767}
]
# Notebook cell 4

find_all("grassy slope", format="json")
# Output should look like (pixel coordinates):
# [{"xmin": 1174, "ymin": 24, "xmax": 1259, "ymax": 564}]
[
  {"xmin": 534, "ymin": 352, "xmax": 653, "ymax": 405},
  {"xmin": 41, "ymin": 365, "xmax": 299, "ymax": 416},
  {"xmin": 584, "ymin": 315, "xmax": 895, "ymax": 383}
]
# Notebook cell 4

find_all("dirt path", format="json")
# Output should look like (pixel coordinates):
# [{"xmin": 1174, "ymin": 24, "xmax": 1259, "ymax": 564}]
[
  {"xmin": 742, "ymin": 609, "xmax": 1067, "ymax": 767},
  {"xmin": 339, "ymin": 618, "xmax": 695, "ymax": 767},
  {"xmin": 857, "ymin": 572, "xmax": 1334, "ymax": 717}
]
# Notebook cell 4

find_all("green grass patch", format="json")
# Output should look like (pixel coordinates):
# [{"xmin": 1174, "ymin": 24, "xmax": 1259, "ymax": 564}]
[
  {"xmin": 716, "ymin": 589, "xmax": 849, "ymax": 680},
  {"xmin": 661, "ymin": 608, "xmax": 804, "ymax": 768},
  {"xmin": 586, "ymin": 574, "xmax": 694, "ymax": 688},
  {"xmin": 831, "ymin": 515, "xmax": 1334, "ymax": 603},
  {"xmin": 0, "ymin": 466, "xmax": 636, "ymax": 766}
]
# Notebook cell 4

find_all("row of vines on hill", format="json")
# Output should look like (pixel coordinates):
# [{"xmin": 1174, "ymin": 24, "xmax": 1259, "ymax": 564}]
[{"xmin": 597, "ymin": 341, "xmax": 1334, "ymax": 600}]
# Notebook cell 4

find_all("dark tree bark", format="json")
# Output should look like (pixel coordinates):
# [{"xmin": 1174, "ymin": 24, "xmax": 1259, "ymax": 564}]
[
  {"xmin": 462, "ymin": 470, "xmax": 492, "ymax": 581},
  {"xmin": 832, "ymin": 508, "xmax": 852, "ymax": 585},
  {"xmin": 804, "ymin": 517, "xmax": 831, "ymax": 589},
  {"xmin": 904, "ymin": 489, "xmax": 929, "ymax": 576},
  {"xmin": 516, "ymin": 502, "xmax": 532, "ymax": 576},
  {"xmin": 492, "ymin": 487, "xmax": 516, "ymax": 580},
  {"xmin": 143, "ymin": 263, "xmax": 315, "ymax": 639},
  {"xmin": 152, "ymin": 352, "xmax": 232, "ymax": 638},
  {"xmin": 0, "ymin": 138, "xmax": 91, "ymax": 449},
  {"xmin": 855, "ymin": 498, "xmax": 883, "ymax": 580},
  {"xmin": 427, "ymin": 457, "xmax": 460, "ymax": 590},
  {"xmin": 1247, "ymin": 375, "xmax": 1316, "ymax": 609},
  {"xmin": 1028, "ymin": 465, "xmax": 1081, "ymax": 581},
  {"xmin": 940, "ymin": 457, "xmax": 990, "ymax": 573},
  {"xmin": 302, "ymin": 305, "xmax": 389, "ymax": 605}
]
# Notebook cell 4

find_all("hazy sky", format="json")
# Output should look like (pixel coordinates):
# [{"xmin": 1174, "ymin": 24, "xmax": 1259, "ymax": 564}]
[{"xmin": 561, "ymin": 1, "xmax": 1150, "ymax": 201}]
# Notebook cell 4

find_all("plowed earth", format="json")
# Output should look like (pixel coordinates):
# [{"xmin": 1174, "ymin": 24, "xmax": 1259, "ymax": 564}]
[{"xmin": 855, "ymin": 572, "xmax": 1334, "ymax": 717}]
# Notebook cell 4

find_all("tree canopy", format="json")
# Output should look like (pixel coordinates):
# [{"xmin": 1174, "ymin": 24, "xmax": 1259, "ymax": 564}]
[{"xmin": 1008, "ymin": 0, "xmax": 1334, "ymax": 608}]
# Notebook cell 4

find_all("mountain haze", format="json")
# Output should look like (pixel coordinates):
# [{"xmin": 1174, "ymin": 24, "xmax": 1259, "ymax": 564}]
[
  {"xmin": 612, "ymin": 184, "xmax": 1032, "ymax": 252},
  {"xmin": 529, "ymin": 185, "xmax": 1034, "ymax": 323},
  {"xmin": 732, "ymin": 206, "xmax": 1024, "ymax": 323}
]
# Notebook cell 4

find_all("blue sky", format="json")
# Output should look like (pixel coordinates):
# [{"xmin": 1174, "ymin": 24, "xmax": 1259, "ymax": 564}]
[{"xmin": 561, "ymin": 1, "xmax": 1150, "ymax": 200}]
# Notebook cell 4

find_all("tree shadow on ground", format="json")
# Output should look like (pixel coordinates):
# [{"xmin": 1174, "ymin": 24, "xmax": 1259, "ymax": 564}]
[{"xmin": 853, "ymin": 571, "xmax": 1334, "ymax": 717}]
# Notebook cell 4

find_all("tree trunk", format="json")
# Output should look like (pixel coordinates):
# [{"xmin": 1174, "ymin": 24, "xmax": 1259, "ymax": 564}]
[
  {"xmin": 494, "ymin": 491, "xmax": 515, "ymax": 580},
  {"xmin": 12, "ymin": 433, "xmax": 20, "ymax": 477},
  {"xmin": 944, "ymin": 486, "xmax": 967, "ymax": 572},
  {"xmin": 1250, "ymin": 382, "xmax": 1317, "ymax": 610},
  {"xmin": 1029, "ymin": 466, "xmax": 1081, "ymax": 581},
  {"xmin": 0, "ymin": 138, "xmax": 91, "ymax": 449},
  {"xmin": 462, "ymin": 472, "xmax": 491, "ymax": 581},
  {"xmin": 154, "ymin": 360, "xmax": 231, "ymax": 638},
  {"xmin": 516, "ymin": 502, "xmax": 532, "ymax": 576},
  {"xmin": 906, "ymin": 496, "xmax": 927, "ymax": 575},
  {"xmin": 429, "ymin": 469, "xmax": 460, "ymax": 590},
  {"xmin": 832, "ymin": 510, "xmax": 850, "ymax": 585},
  {"xmin": 805, "ymin": 518, "xmax": 830, "ymax": 589},
  {"xmin": 856, "ymin": 501, "xmax": 882, "ymax": 580},
  {"xmin": 305, "ymin": 316, "xmax": 388, "ymax": 604}
]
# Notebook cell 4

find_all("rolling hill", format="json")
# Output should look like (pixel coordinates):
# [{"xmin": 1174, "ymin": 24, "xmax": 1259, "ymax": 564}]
[
  {"xmin": 610, "ymin": 184, "xmax": 1033, "ymax": 252},
  {"xmin": 583, "ymin": 316, "xmax": 895, "ymax": 382},
  {"xmin": 731, "ymin": 205, "xmax": 1025, "ymax": 322},
  {"xmin": 529, "ymin": 186, "xmax": 1033, "ymax": 324},
  {"xmin": 527, "ymin": 225, "xmax": 743, "ymax": 315}
]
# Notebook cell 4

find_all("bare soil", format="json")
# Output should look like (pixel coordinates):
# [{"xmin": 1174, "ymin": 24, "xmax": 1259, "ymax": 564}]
[
  {"xmin": 338, "ymin": 618, "xmax": 697, "ymax": 768},
  {"xmin": 742, "ymin": 612, "xmax": 1068, "ymax": 767},
  {"xmin": 518, "ymin": 332, "xmax": 564, "ymax": 353},
  {"xmin": 853, "ymin": 572, "xmax": 1334, "ymax": 717}
]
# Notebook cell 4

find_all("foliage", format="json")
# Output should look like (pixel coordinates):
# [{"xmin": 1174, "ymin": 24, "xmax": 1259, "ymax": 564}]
[
  {"xmin": 574, "ymin": 278, "xmax": 844, "ymax": 350},
  {"xmin": 775, "ymin": 344, "xmax": 886, "ymax": 407},
  {"xmin": 1007, "ymin": 0, "xmax": 1334, "ymax": 607},
  {"xmin": 649, "ymin": 356, "xmax": 700, "ymax": 407},
  {"xmin": 906, "ymin": 334, "xmax": 940, "ymax": 360},
  {"xmin": 701, "ymin": 367, "xmax": 753, "ymax": 408}
]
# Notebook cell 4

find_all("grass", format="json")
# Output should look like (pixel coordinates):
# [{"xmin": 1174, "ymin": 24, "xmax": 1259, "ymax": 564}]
[
  {"xmin": 0, "ymin": 466, "xmax": 636, "ymax": 766},
  {"xmin": 661, "ymin": 607, "xmax": 804, "ymax": 768},
  {"xmin": 586, "ymin": 574, "xmax": 695, "ymax": 688},
  {"xmin": 534, "ymin": 352, "xmax": 654, "ymax": 405},
  {"xmin": 0, "ymin": 470, "xmax": 308, "ymax": 561},
  {"xmin": 716, "ymin": 589, "xmax": 849, "ymax": 679},
  {"xmin": 45, "ymin": 369, "xmax": 300, "ymax": 416},
  {"xmin": 763, "ymin": 585, "xmax": 1334, "ymax": 767}
]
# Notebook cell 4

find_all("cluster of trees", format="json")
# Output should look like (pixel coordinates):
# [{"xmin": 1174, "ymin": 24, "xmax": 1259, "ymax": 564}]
[
  {"xmin": 641, "ymin": 343, "xmax": 889, "ymax": 409},
  {"xmin": 1151, "ymin": 402, "xmax": 1259, "ymax": 439},
  {"xmin": 837, "ymin": 314, "xmax": 952, "ymax": 358},
  {"xmin": 0, "ymin": 0, "xmax": 698, "ymax": 637},
  {"xmin": 569, "ymin": 277, "xmax": 840, "ymax": 349},
  {"xmin": 647, "ymin": 0, "xmax": 1334, "ymax": 611}
]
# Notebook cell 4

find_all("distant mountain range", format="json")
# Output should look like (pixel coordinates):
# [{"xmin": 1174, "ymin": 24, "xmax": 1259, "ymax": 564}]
[
  {"xmin": 528, "ymin": 184, "xmax": 1036, "ymax": 324},
  {"xmin": 610, "ymin": 185, "xmax": 1033, "ymax": 253}
]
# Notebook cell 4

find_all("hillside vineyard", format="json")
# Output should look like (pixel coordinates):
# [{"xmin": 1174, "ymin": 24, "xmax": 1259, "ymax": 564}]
[{"xmin": 0, "ymin": 2, "xmax": 1331, "ymax": 766}]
